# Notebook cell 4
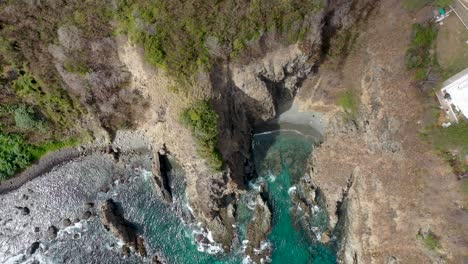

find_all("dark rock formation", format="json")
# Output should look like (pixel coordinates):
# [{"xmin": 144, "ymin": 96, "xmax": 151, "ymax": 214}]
[
  {"xmin": 27, "ymin": 241, "xmax": 40, "ymax": 255},
  {"xmin": 15, "ymin": 206, "xmax": 30, "ymax": 215},
  {"xmin": 136, "ymin": 236, "xmax": 147, "ymax": 257},
  {"xmin": 100, "ymin": 199, "xmax": 147, "ymax": 255},
  {"xmin": 152, "ymin": 255, "xmax": 165, "ymax": 264},
  {"xmin": 150, "ymin": 151, "xmax": 172, "ymax": 203},
  {"xmin": 21, "ymin": 207, "xmax": 30, "ymax": 215},
  {"xmin": 122, "ymin": 245, "xmax": 130, "ymax": 257}
]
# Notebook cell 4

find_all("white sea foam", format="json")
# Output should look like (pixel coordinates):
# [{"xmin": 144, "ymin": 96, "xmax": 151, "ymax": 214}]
[
  {"xmin": 288, "ymin": 186, "xmax": 297, "ymax": 195},
  {"xmin": 253, "ymin": 240, "xmax": 271, "ymax": 255},
  {"xmin": 242, "ymin": 255, "xmax": 254, "ymax": 264},
  {"xmin": 254, "ymin": 128, "xmax": 309, "ymax": 137}
]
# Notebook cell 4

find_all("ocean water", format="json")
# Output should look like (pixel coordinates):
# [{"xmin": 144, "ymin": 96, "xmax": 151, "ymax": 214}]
[{"xmin": 1, "ymin": 130, "xmax": 336, "ymax": 264}]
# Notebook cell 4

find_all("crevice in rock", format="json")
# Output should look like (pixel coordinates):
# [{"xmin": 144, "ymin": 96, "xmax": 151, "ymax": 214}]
[{"xmin": 158, "ymin": 151, "xmax": 173, "ymax": 200}]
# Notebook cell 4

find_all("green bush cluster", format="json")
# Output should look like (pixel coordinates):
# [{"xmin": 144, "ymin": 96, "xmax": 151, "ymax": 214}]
[
  {"xmin": 435, "ymin": 0, "xmax": 453, "ymax": 7},
  {"xmin": 0, "ymin": 131, "xmax": 35, "ymax": 180},
  {"xmin": 417, "ymin": 230, "xmax": 441, "ymax": 251},
  {"xmin": 14, "ymin": 105, "xmax": 46, "ymax": 131},
  {"xmin": 403, "ymin": 0, "xmax": 452, "ymax": 11},
  {"xmin": 422, "ymin": 122, "xmax": 468, "ymax": 174},
  {"xmin": 114, "ymin": 0, "xmax": 323, "ymax": 80},
  {"xmin": 182, "ymin": 101, "xmax": 223, "ymax": 171},
  {"xmin": 0, "ymin": 129, "xmax": 79, "ymax": 181},
  {"xmin": 405, "ymin": 23, "xmax": 438, "ymax": 80},
  {"xmin": 337, "ymin": 89, "xmax": 359, "ymax": 121},
  {"xmin": 12, "ymin": 71, "xmax": 81, "ymax": 128},
  {"xmin": 63, "ymin": 60, "xmax": 91, "ymax": 75}
]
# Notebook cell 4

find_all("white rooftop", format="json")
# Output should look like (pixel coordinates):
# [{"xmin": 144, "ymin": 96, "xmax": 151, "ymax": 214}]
[{"xmin": 442, "ymin": 68, "xmax": 468, "ymax": 119}]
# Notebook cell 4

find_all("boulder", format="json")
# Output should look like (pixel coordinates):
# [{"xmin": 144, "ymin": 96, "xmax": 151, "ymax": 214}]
[
  {"xmin": 47, "ymin": 225, "xmax": 58, "ymax": 239},
  {"xmin": 22, "ymin": 207, "xmax": 30, "ymax": 215},
  {"xmin": 63, "ymin": 218, "xmax": 72, "ymax": 227},
  {"xmin": 121, "ymin": 245, "xmax": 130, "ymax": 257},
  {"xmin": 82, "ymin": 211, "xmax": 92, "ymax": 219},
  {"xmin": 136, "ymin": 236, "xmax": 147, "ymax": 257},
  {"xmin": 27, "ymin": 242, "xmax": 40, "ymax": 255},
  {"xmin": 152, "ymin": 255, "xmax": 164, "ymax": 264}
]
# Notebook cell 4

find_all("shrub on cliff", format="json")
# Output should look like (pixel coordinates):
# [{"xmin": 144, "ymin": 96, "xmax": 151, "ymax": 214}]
[
  {"xmin": 114, "ymin": 0, "xmax": 323, "ymax": 81},
  {"xmin": 14, "ymin": 105, "xmax": 47, "ymax": 131},
  {"xmin": 0, "ymin": 129, "xmax": 80, "ymax": 181},
  {"xmin": 405, "ymin": 23, "xmax": 438, "ymax": 80},
  {"xmin": 182, "ymin": 101, "xmax": 223, "ymax": 171},
  {"xmin": 0, "ymin": 131, "xmax": 35, "ymax": 180}
]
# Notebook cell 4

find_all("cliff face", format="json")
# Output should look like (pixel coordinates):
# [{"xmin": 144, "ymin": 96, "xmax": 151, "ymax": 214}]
[
  {"xmin": 295, "ymin": 0, "xmax": 467, "ymax": 263},
  {"xmin": 111, "ymin": 0, "xmax": 379, "ymax": 253},
  {"xmin": 2, "ymin": 0, "xmax": 408, "ymax": 258}
]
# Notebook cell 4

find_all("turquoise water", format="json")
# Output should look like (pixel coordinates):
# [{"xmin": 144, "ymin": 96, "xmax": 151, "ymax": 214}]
[{"xmin": 252, "ymin": 131, "xmax": 336, "ymax": 264}]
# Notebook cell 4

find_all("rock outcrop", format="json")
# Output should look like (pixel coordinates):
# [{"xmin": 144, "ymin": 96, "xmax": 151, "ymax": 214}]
[
  {"xmin": 245, "ymin": 195, "xmax": 272, "ymax": 263},
  {"xmin": 150, "ymin": 150, "xmax": 172, "ymax": 203},
  {"xmin": 100, "ymin": 199, "xmax": 147, "ymax": 256}
]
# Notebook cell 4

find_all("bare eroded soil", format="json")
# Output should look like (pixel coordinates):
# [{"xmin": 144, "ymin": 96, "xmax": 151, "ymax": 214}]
[{"xmin": 297, "ymin": 0, "xmax": 468, "ymax": 262}]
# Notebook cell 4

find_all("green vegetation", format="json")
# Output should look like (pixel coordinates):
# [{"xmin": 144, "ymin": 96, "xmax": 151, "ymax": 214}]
[
  {"xmin": 417, "ymin": 230, "xmax": 441, "ymax": 251},
  {"xmin": 63, "ymin": 60, "xmax": 91, "ymax": 75},
  {"xmin": 114, "ymin": 0, "xmax": 323, "ymax": 81},
  {"xmin": 403, "ymin": 0, "xmax": 452, "ymax": 10},
  {"xmin": 462, "ymin": 180, "xmax": 468, "ymax": 196},
  {"xmin": 422, "ymin": 122, "xmax": 468, "ymax": 175},
  {"xmin": 11, "ymin": 71, "xmax": 81, "ymax": 128},
  {"xmin": 182, "ymin": 101, "xmax": 223, "ymax": 171},
  {"xmin": 14, "ymin": 105, "xmax": 46, "ymax": 131},
  {"xmin": 435, "ymin": 0, "xmax": 453, "ymax": 7},
  {"xmin": 0, "ymin": 131, "xmax": 35, "ymax": 180},
  {"xmin": 337, "ymin": 89, "xmax": 359, "ymax": 121},
  {"xmin": 405, "ymin": 23, "xmax": 438, "ymax": 80},
  {"xmin": 403, "ymin": 0, "xmax": 432, "ymax": 11},
  {"xmin": 0, "ymin": 129, "xmax": 79, "ymax": 181}
]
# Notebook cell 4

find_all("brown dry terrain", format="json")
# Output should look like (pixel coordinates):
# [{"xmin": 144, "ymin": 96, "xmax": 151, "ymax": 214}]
[{"xmin": 297, "ymin": 0, "xmax": 468, "ymax": 262}]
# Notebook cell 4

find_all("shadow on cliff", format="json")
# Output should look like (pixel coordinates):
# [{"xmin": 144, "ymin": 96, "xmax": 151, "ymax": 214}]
[{"xmin": 210, "ymin": 62, "xmax": 302, "ymax": 188}]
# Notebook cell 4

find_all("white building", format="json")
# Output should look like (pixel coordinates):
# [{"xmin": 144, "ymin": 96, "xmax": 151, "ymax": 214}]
[{"xmin": 438, "ymin": 68, "xmax": 468, "ymax": 123}]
